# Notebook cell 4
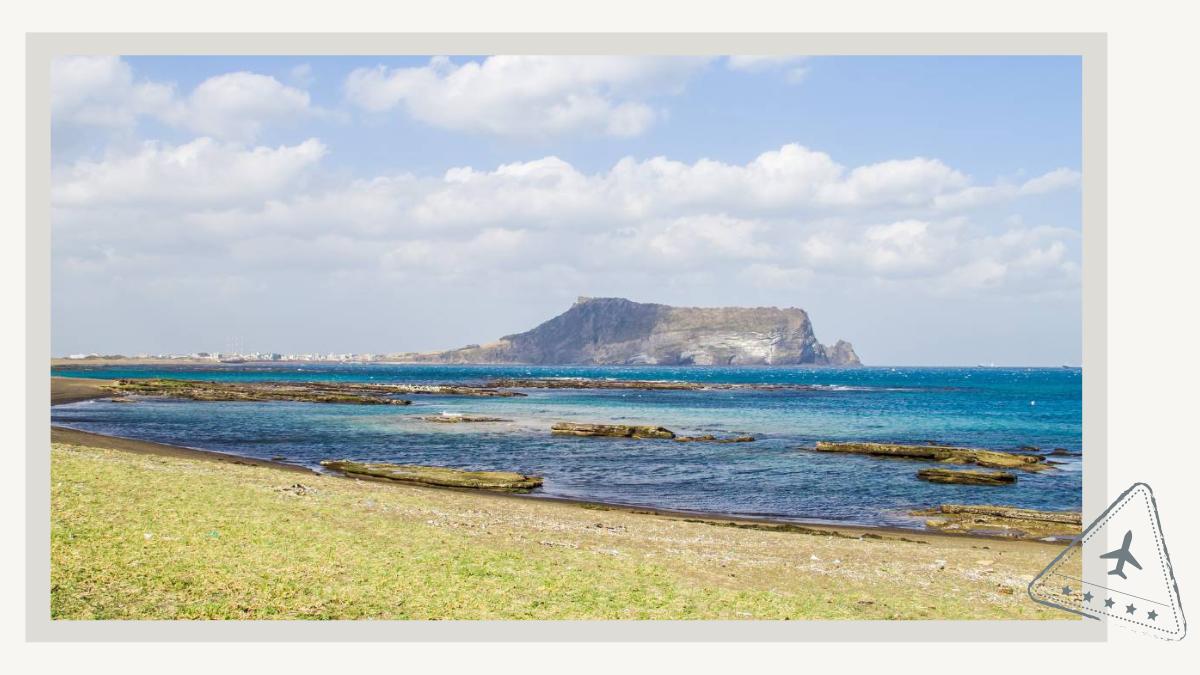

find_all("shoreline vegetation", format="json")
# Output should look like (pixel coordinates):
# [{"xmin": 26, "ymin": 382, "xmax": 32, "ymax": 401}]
[
  {"xmin": 50, "ymin": 376, "xmax": 1081, "ymax": 619},
  {"xmin": 50, "ymin": 439, "xmax": 1077, "ymax": 620}
]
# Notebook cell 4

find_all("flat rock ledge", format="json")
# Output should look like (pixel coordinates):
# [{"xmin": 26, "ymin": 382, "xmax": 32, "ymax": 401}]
[
  {"xmin": 913, "ymin": 504, "xmax": 1082, "ymax": 540},
  {"xmin": 320, "ymin": 460, "xmax": 543, "ymax": 492},
  {"xmin": 551, "ymin": 422, "xmax": 676, "ymax": 439},
  {"xmin": 489, "ymin": 378, "xmax": 701, "ymax": 391},
  {"xmin": 916, "ymin": 468, "xmax": 1016, "ymax": 485},
  {"xmin": 674, "ymin": 435, "xmax": 756, "ymax": 443},
  {"xmin": 814, "ymin": 441, "xmax": 1051, "ymax": 472},
  {"xmin": 420, "ymin": 414, "xmax": 511, "ymax": 423},
  {"xmin": 486, "ymin": 378, "xmax": 863, "ymax": 392},
  {"xmin": 111, "ymin": 378, "xmax": 412, "ymax": 406},
  {"xmin": 387, "ymin": 384, "xmax": 525, "ymax": 398}
]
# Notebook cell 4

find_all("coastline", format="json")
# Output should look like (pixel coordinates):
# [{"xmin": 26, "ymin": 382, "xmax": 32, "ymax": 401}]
[
  {"xmin": 51, "ymin": 376, "xmax": 117, "ymax": 405},
  {"xmin": 51, "ymin": 423, "xmax": 948, "ymax": 541},
  {"xmin": 49, "ymin": 375, "xmax": 1076, "ymax": 619},
  {"xmin": 50, "ymin": 377, "xmax": 1059, "ymax": 543},
  {"xmin": 50, "ymin": 437, "xmax": 1076, "ymax": 620},
  {"xmin": 51, "ymin": 427, "xmax": 316, "ymax": 475}
]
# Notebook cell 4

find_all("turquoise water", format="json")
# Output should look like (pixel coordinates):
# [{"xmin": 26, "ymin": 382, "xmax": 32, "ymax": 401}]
[{"xmin": 51, "ymin": 364, "xmax": 1082, "ymax": 528}]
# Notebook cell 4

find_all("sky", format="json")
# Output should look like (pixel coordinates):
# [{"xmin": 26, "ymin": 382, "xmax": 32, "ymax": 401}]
[{"xmin": 50, "ymin": 55, "xmax": 1082, "ymax": 365}]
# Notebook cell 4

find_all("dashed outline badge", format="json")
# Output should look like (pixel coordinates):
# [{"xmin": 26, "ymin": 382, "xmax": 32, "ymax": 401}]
[{"xmin": 1029, "ymin": 483, "xmax": 1186, "ymax": 640}]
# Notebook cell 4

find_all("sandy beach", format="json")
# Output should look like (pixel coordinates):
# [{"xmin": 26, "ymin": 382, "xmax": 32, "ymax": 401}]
[
  {"xmin": 50, "ymin": 376, "xmax": 118, "ymax": 405},
  {"xmin": 49, "ymin": 376, "xmax": 1076, "ymax": 619}
]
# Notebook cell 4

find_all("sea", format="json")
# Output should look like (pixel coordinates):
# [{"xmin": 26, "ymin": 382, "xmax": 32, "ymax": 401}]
[{"xmin": 50, "ymin": 364, "xmax": 1082, "ymax": 529}]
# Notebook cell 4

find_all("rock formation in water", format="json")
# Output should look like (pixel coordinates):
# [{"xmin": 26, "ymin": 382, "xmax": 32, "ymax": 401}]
[{"xmin": 395, "ymin": 297, "xmax": 862, "ymax": 366}]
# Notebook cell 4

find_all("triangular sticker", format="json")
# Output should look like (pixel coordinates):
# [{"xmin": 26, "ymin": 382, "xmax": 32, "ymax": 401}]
[{"xmin": 1030, "ymin": 483, "xmax": 1186, "ymax": 640}]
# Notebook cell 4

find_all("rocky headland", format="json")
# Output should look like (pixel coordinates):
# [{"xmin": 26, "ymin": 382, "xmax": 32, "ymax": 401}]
[{"xmin": 392, "ymin": 297, "xmax": 861, "ymax": 366}]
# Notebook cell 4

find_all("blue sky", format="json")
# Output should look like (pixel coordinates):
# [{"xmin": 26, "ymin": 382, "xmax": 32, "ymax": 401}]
[
  {"xmin": 116, "ymin": 55, "xmax": 1080, "ymax": 176},
  {"xmin": 51, "ymin": 55, "xmax": 1081, "ymax": 364}
]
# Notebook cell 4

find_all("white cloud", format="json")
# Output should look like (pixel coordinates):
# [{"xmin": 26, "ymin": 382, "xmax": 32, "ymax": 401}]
[
  {"xmin": 726, "ymin": 55, "xmax": 809, "ymax": 83},
  {"xmin": 52, "ymin": 137, "xmax": 327, "ymax": 209},
  {"xmin": 402, "ymin": 144, "xmax": 1059, "ymax": 230},
  {"xmin": 800, "ymin": 219, "xmax": 957, "ymax": 277},
  {"xmin": 52, "ymin": 57, "xmax": 314, "ymax": 142},
  {"xmin": 933, "ymin": 168, "xmax": 1081, "ymax": 210},
  {"xmin": 52, "ymin": 56, "xmax": 176, "ymax": 129},
  {"xmin": 344, "ymin": 55, "xmax": 708, "ymax": 137},
  {"xmin": 288, "ymin": 63, "xmax": 315, "ymax": 88},
  {"xmin": 52, "ymin": 138, "xmax": 1080, "ymax": 302},
  {"xmin": 794, "ymin": 218, "xmax": 1080, "ymax": 293},
  {"xmin": 1019, "ymin": 167, "xmax": 1081, "ymax": 195},
  {"xmin": 165, "ymin": 72, "xmax": 312, "ymax": 142}
]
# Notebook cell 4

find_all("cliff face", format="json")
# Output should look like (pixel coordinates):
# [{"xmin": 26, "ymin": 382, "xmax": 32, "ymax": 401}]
[{"xmin": 403, "ymin": 297, "xmax": 861, "ymax": 366}]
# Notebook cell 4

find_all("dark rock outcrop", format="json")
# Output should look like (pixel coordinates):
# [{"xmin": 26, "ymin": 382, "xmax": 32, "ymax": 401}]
[
  {"xmin": 111, "ymin": 379, "xmax": 412, "ymax": 406},
  {"xmin": 394, "ymin": 297, "xmax": 860, "ymax": 366},
  {"xmin": 420, "ymin": 414, "xmax": 510, "ymax": 423},
  {"xmin": 486, "ymin": 378, "xmax": 703, "ymax": 391},
  {"xmin": 550, "ymin": 422, "xmax": 676, "ymax": 439},
  {"xmin": 109, "ymin": 378, "xmax": 528, "ymax": 404},
  {"xmin": 916, "ymin": 468, "xmax": 1016, "ymax": 485},
  {"xmin": 814, "ymin": 441, "xmax": 1051, "ymax": 472},
  {"xmin": 320, "ymin": 460, "xmax": 543, "ymax": 492},
  {"xmin": 913, "ymin": 504, "xmax": 1082, "ymax": 540}
]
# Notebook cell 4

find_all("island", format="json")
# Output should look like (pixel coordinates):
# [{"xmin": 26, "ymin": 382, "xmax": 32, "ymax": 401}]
[{"xmin": 390, "ymin": 297, "xmax": 861, "ymax": 366}]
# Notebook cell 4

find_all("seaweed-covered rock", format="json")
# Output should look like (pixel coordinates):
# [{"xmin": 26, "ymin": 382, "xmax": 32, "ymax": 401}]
[
  {"xmin": 916, "ymin": 468, "xmax": 1016, "ymax": 485},
  {"xmin": 814, "ymin": 441, "xmax": 1050, "ymax": 472},
  {"xmin": 674, "ymin": 435, "xmax": 756, "ymax": 443},
  {"xmin": 420, "ymin": 414, "xmax": 510, "ymax": 423},
  {"xmin": 913, "ymin": 504, "xmax": 1081, "ymax": 540},
  {"xmin": 111, "ymin": 379, "xmax": 412, "ymax": 406},
  {"xmin": 487, "ymin": 378, "xmax": 701, "ymax": 390},
  {"xmin": 387, "ymin": 384, "xmax": 525, "ymax": 397},
  {"xmin": 551, "ymin": 422, "xmax": 676, "ymax": 439},
  {"xmin": 320, "ymin": 460, "xmax": 543, "ymax": 492}
]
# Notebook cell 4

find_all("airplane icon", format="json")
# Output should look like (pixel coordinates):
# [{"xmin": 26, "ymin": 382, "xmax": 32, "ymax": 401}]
[{"xmin": 1100, "ymin": 529, "xmax": 1143, "ymax": 580}]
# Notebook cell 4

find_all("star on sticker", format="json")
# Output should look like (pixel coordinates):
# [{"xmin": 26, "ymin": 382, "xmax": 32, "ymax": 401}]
[
  {"xmin": 1104, "ymin": 597, "xmax": 1115, "ymax": 608},
  {"xmin": 1126, "ymin": 603, "xmax": 1137, "ymax": 615},
  {"xmin": 1082, "ymin": 591, "xmax": 1093, "ymax": 602},
  {"xmin": 1062, "ymin": 585, "xmax": 1072, "ymax": 595},
  {"xmin": 1147, "ymin": 610, "xmax": 1158, "ymax": 621}
]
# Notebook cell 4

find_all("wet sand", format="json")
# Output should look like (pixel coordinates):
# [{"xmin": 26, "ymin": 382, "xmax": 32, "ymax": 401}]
[
  {"xmin": 50, "ymin": 376, "xmax": 116, "ymax": 405},
  {"xmin": 50, "ymin": 427, "xmax": 316, "ymax": 475}
]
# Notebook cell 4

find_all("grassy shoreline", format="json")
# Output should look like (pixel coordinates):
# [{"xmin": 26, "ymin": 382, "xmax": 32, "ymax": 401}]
[
  {"xmin": 50, "ymin": 438, "xmax": 1075, "ymax": 620},
  {"xmin": 50, "ymin": 376, "xmax": 1077, "ymax": 619}
]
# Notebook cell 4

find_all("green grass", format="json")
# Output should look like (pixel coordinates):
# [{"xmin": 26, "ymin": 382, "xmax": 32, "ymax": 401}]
[{"xmin": 50, "ymin": 443, "xmax": 1070, "ymax": 620}]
